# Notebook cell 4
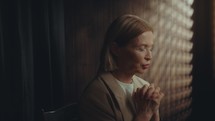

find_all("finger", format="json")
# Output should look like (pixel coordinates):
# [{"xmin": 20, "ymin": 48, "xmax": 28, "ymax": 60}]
[
  {"xmin": 148, "ymin": 83, "xmax": 155, "ymax": 90},
  {"xmin": 154, "ymin": 87, "xmax": 160, "ymax": 94},
  {"xmin": 141, "ymin": 84, "xmax": 149, "ymax": 96},
  {"xmin": 151, "ymin": 87, "xmax": 160, "ymax": 99},
  {"xmin": 154, "ymin": 91, "xmax": 164, "ymax": 103},
  {"xmin": 133, "ymin": 88, "xmax": 139, "ymax": 101},
  {"xmin": 132, "ymin": 91, "xmax": 139, "ymax": 108},
  {"xmin": 159, "ymin": 92, "xmax": 165, "ymax": 100},
  {"xmin": 146, "ymin": 84, "xmax": 155, "ymax": 99},
  {"xmin": 136, "ymin": 87, "xmax": 140, "ymax": 92},
  {"xmin": 149, "ymin": 83, "xmax": 154, "ymax": 89}
]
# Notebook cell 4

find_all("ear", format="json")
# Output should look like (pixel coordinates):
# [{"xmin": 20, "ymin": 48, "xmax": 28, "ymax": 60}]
[{"xmin": 110, "ymin": 42, "xmax": 120, "ymax": 57}]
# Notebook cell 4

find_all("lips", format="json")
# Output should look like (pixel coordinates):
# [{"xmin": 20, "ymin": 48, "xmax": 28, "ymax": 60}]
[{"xmin": 142, "ymin": 64, "xmax": 150, "ymax": 69}]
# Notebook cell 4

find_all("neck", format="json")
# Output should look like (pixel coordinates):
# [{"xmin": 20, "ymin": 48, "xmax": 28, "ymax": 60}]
[{"xmin": 112, "ymin": 70, "xmax": 134, "ymax": 83}]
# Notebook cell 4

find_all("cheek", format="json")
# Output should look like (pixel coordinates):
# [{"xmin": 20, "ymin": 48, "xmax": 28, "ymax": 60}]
[
  {"xmin": 125, "ymin": 52, "xmax": 145, "ymax": 63},
  {"xmin": 134, "ymin": 54, "xmax": 145, "ymax": 63}
]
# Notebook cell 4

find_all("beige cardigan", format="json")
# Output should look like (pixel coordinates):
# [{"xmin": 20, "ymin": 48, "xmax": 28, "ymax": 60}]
[{"xmin": 79, "ymin": 72, "xmax": 149, "ymax": 121}]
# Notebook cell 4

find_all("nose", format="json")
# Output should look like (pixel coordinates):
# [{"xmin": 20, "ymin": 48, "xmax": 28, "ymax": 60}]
[{"xmin": 145, "ymin": 50, "xmax": 152, "ymax": 61}]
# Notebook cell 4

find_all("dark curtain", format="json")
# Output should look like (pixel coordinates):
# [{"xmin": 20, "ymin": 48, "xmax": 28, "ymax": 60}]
[
  {"xmin": 0, "ymin": 0, "xmax": 65, "ymax": 121},
  {"xmin": 190, "ymin": 1, "xmax": 215, "ymax": 121}
]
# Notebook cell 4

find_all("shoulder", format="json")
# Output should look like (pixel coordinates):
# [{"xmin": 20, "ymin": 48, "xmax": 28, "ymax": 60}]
[
  {"xmin": 82, "ymin": 76, "xmax": 108, "ymax": 98},
  {"xmin": 79, "ymin": 73, "xmax": 117, "ymax": 121},
  {"xmin": 79, "ymin": 75, "xmax": 111, "ymax": 111}
]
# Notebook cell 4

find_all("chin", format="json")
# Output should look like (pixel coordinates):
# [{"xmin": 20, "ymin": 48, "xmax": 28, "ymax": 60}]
[{"xmin": 136, "ymin": 69, "xmax": 147, "ymax": 74}]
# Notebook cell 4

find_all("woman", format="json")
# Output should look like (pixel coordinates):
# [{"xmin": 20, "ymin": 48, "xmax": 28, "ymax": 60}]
[{"xmin": 79, "ymin": 14, "xmax": 164, "ymax": 121}]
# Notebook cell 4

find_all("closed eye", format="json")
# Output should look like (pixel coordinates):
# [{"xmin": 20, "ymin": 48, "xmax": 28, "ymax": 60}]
[{"xmin": 138, "ymin": 47, "xmax": 146, "ymax": 51}]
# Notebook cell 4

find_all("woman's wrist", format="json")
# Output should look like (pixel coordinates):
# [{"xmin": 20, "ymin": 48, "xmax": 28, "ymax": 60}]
[
  {"xmin": 135, "ymin": 112, "xmax": 153, "ymax": 121},
  {"xmin": 151, "ymin": 110, "xmax": 160, "ymax": 121}
]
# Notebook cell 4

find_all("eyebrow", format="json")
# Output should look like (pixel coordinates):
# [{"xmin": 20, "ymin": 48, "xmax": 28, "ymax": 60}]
[{"xmin": 137, "ymin": 43, "xmax": 153, "ymax": 47}]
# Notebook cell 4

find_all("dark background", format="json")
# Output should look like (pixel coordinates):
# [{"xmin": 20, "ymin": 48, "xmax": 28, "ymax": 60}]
[{"xmin": 0, "ymin": 0, "xmax": 215, "ymax": 121}]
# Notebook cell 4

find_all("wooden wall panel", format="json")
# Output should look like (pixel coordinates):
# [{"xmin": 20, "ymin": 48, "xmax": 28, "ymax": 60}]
[{"xmin": 64, "ymin": 0, "xmax": 194, "ymax": 121}]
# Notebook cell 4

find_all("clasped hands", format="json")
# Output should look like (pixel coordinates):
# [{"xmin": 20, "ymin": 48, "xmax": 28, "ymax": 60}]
[{"xmin": 133, "ymin": 84, "xmax": 164, "ymax": 120}]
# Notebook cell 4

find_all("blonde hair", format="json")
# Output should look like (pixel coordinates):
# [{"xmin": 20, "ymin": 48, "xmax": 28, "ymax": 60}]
[{"xmin": 98, "ymin": 14, "xmax": 153, "ymax": 74}]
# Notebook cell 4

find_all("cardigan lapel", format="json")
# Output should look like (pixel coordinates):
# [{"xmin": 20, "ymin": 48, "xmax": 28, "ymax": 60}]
[{"xmin": 100, "ymin": 72, "xmax": 132, "ymax": 121}]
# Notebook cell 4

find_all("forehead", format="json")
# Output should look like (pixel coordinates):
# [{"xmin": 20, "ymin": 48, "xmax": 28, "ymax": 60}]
[{"xmin": 130, "ymin": 31, "xmax": 154, "ymax": 46}]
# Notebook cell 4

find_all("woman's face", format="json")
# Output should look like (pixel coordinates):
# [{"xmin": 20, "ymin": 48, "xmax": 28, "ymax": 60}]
[{"xmin": 116, "ymin": 31, "xmax": 154, "ymax": 75}]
